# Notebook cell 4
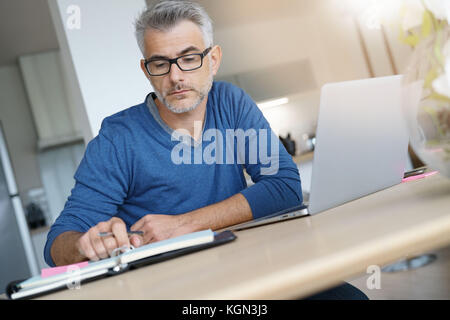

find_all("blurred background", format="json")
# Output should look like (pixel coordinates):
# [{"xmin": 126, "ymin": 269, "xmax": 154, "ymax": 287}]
[{"xmin": 0, "ymin": 0, "xmax": 447, "ymax": 298}]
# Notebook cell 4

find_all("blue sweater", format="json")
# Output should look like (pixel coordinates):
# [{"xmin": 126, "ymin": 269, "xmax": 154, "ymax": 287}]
[{"xmin": 44, "ymin": 81, "xmax": 302, "ymax": 267}]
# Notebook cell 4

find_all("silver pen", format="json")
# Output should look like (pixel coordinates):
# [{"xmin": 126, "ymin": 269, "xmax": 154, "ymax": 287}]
[{"xmin": 98, "ymin": 231, "xmax": 144, "ymax": 237}]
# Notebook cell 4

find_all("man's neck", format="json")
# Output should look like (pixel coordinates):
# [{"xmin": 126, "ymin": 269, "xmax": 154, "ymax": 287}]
[{"xmin": 154, "ymin": 96, "xmax": 207, "ymax": 141}]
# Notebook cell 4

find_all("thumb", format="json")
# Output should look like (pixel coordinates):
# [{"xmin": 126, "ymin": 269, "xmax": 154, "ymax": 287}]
[{"xmin": 130, "ymin": 235, "xmax": 143, "ymax": 248}]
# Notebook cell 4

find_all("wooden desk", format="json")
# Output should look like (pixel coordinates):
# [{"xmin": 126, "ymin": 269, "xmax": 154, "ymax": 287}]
[{"xmin": 39, "ymin": 173, "xmax": 450, "ymax": 299}]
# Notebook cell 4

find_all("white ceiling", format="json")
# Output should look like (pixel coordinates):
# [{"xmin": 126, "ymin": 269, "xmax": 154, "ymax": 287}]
[
  {"xmin": 0, "ymin": 0, "xmax": 317, "ymax": 67},
  {"xmin": 0, "ymin": 0, "xmax": 59, "ymax": 66},
  {"xmin": 180, "ymin": 0, "xmax": 316, "ymax": 29}
]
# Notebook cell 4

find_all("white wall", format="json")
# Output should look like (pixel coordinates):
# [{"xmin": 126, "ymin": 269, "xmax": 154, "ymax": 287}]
[
  {"xmin": 48, "ymin": 0, "xmax": 151, "ymax": 142},
  {"xmin": 0, "ymin": 64, "xmax": 43, "ymax": 197},
  {"xmin": 213, "ymin": 2, "xmax": 370, "ymax": 88},
  {"xmin": 210, "ymin": 0, "xmax": 412, "ymax": 152}
]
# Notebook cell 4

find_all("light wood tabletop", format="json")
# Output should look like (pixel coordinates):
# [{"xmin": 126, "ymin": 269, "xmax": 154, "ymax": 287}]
[{"xmin": 38, "ymin": 173, "xmax": 450, "ymax": 300}]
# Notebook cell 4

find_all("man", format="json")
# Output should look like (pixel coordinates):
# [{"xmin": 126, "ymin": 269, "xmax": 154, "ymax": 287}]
[{"xmin": 45, "ymin": 0, "xmax": 302, "ymax": 267}]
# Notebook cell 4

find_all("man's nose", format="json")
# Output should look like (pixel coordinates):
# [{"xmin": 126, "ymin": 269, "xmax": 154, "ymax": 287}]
[{"xmin": 168, "ymin": 62, "xmax": 184, "ymax": 82}]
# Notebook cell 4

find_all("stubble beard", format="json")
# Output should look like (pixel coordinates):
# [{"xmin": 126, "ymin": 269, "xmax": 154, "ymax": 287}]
[{"xmin": 152, "ymin": 72, "xmax": 214, "ymax": 114}]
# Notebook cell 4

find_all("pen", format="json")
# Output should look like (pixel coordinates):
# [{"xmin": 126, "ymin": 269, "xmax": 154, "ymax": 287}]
[{"xmin": 98, "ymin": 231, "xmax": 144, "ymax": 237}]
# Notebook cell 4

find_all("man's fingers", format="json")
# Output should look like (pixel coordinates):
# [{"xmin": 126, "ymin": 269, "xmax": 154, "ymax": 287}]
[
  {"xmin": 102, "ymin": 236, "xmax": 119, "ymax": 256},
  {"xmin": 111, "ymin": 219, "xmax": 130, "ymax": 248},
  {"xmin": 79, "ymin": 217, "xmax": 135, "ymax": 261},
  {"xmin": 78, "ymin": 236, "xmax": 99, "ymax": 261},
  {"xmin": 144, "ymin": 232, "xmax": 156, "ymax": 244},
  {"xmin": 130, "ymin": 235, "xmax": 143, "ymax": 248},
  {"xmin": 90, "ymin": 229, "xmax": 109, "ymax": 259},
  {"xmin": 131, "ymin": 218, "xmax": 149, "ymax": 245},
  {"xmin": 83, "ymin": 247, "xmax": 99, "ymax": 261}
]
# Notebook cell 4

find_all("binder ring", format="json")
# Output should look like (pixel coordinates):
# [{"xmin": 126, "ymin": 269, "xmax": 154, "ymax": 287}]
[{"xmin": 111, "ymin": 245, "xmax": 135, "ymax": 257}]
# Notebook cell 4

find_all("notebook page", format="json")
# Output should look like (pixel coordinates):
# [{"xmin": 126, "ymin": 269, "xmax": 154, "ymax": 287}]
[
  {"xmin": 17, "ymin": 229, "xmax": 214, "ymax": 290},
  {"xmin": 18, "ymin": 256, "xmax": 118, "ymax": 289},
  {"xmin": 120, "ymin": 229, "xmax": 214, "ymax": 264}
]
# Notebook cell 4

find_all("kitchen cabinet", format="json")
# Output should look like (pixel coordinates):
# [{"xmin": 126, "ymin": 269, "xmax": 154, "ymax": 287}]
[
  {"xmin": 18, "ymin": 50, "xmax": 83, "ymax": 150},
  {"xmin": 18, "ymin": 50, "xmax": 85, "ymax": 224}
]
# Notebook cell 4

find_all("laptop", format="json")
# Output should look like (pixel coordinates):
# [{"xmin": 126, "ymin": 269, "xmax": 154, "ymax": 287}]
[{"xmin": 230, "ymin": 75, "xmax": 409, "ymax": 231}]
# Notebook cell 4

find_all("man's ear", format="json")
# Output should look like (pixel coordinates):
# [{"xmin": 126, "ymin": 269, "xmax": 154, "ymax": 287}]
[
  {"xmin": 140, "ymin": 59, "xmax": 150, "ymax": 79},
  {"xmin": 210, "ymin": 45, "xmax": 222, "ymax": 77}
]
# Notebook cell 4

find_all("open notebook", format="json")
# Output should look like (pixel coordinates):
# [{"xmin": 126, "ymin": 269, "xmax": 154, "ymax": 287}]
[{"xmin": 7, "ymin": 229, "xmax": 236, "ymax": 300}]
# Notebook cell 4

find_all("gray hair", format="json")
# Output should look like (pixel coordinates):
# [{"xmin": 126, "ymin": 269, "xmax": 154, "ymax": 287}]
[{"xmin": 134, "ymin": 0, "xmax": 214, "ymax": 57}]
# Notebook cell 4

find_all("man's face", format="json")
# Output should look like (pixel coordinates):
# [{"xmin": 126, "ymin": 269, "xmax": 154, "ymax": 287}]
[{"xmin": 140, "ymin": 20, "xmax": 221, "ymax": 113}]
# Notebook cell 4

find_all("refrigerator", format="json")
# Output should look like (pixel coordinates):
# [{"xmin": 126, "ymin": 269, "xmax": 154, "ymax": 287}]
[{"xmin": 0, "ymin": 123, "xmax": 38, "ymax": 294}]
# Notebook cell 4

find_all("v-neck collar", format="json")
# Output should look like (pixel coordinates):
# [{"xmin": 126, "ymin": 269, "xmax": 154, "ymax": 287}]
[{"xmin": 146, "ymin": 92, "xmax": 209, "ymax": 148}]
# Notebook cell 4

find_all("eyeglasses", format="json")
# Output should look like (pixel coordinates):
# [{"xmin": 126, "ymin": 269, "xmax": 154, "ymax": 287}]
[{"xmin": 144, "ymin": 47, "xmax": 212, "ymax": 76}]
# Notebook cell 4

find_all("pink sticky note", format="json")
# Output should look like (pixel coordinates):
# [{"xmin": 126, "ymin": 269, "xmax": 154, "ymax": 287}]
[
  {"xmin": 41, "ymin": 261, "xmax": 89, "ymax": 278},
  {"xmin": 402, "ymin": 171, "xmax": 438, "ymax": 183}
]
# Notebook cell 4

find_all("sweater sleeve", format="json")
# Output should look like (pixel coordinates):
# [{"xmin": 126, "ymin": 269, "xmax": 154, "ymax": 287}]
[
  {"xmin": 43, "ymin": 127, "xmax": 129, "ymax": 267},
  {"xmin": 233, "ymin": 89, "xmax": 303, "ymax": 219}
]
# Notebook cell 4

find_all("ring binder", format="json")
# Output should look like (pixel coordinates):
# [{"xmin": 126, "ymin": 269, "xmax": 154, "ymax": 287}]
[
  {"xmin": 6, "ymin": 230, "xmax": 236, "ymax": 300},
  {"xmin": 111, "ymin": 245, "xmax": 135, "ymax": 257}
]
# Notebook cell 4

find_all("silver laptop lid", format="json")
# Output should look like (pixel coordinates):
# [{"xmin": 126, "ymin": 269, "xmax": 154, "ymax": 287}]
[{"xmin": 308, "ymin": 75, "xmax": 409, "ymax": 215}]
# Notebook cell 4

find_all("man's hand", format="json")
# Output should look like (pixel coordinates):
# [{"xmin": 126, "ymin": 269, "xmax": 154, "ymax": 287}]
[
  {"xmin": 129, "ymin": 214, "xmax": 195, "ymax": 246},
  {"xmin": 76, "ymin": 217, "xmax": 131, "ymax": 261},
  {"xmin": 129, "ymin": 193, "xmax": 252, "ymax": 246},
  {"xmin": 52, "ymin": 194, "xmax": 251, "ymax": 266}
]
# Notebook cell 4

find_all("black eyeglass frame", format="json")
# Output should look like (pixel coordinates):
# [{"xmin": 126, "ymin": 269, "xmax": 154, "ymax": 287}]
[{"xmin": 144, "ymin": 47, "xmax": 212, "ymax": 76}]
